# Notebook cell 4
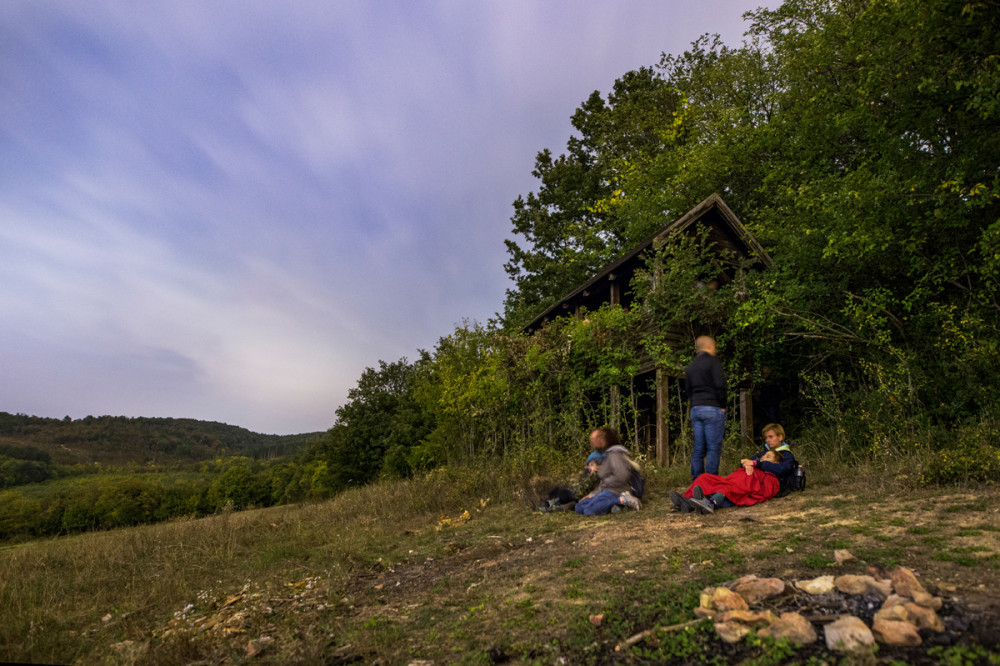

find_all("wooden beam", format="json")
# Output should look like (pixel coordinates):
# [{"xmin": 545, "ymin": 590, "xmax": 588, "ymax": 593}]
[
  {"xmin": 656, "ymin": 369, "xmax": 670, "ymax": 466},
  {"xmin": 740, "ymin": 389, "xmax": 754, "ymax": 447},
  {"xmin": 610, "ymin": 385, "xmax": 620, "ymax": 430}
]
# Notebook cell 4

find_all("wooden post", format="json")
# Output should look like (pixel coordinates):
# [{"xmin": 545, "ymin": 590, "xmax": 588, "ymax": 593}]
[
  {"xmin": 609, "ymin": 273, "xmax": 620, "ymax": 306},
  {"xmin": 740, "ymin": 389, "xmax": 754, "ymax": 447},
  {"xmin": 610, "ymin": 385, "xmax": 620, "ymax": 430},
  {"xmin": 656, "ymin": 369, "xmax": 670, "ymax": 466}
]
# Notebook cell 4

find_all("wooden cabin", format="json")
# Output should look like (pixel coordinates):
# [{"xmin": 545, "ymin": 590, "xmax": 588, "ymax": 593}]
[{"xmin": 523, "ymin": 193, "xmax": 772, "ymax": 465}]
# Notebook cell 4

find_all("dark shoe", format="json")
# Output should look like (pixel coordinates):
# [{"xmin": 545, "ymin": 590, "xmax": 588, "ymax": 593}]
[
  {"xmin": 669, "ymin": 490, "xmax": 692, "ymax": 513},
  {"xmin": 684, "ymin": 496, "xmax": 715, "ymax": 514},
  {"xmin": 692, "ymin": 485, "xmax": 705, "ymax": 500}
]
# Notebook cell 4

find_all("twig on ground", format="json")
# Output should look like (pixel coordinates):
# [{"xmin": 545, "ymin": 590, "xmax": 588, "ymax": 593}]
[{"xmin": 615, "ymin": 618, "xmax": 703, "ymax": 651}]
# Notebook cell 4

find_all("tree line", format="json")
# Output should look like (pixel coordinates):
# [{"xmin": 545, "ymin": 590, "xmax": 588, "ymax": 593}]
[{"xmin": 0, "ymin": 412, "xmax": 320, "ymax": 466}]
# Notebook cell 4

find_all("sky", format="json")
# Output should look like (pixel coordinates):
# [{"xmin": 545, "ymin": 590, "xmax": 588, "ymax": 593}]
[{"xmin": 1, "ymin": 1, "xmax": 769, "ymax": 435}]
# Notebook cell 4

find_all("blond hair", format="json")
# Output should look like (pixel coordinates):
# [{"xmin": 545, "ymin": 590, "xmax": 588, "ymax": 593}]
[{"xmin": 761, "ymin": 423, "xmax": 785, "ymax": 440}]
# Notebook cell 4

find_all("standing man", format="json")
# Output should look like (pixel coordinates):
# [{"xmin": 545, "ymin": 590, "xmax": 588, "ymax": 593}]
[{"xmin": 686, "ymin": 335, "xmax": 726, "ymax": 478}]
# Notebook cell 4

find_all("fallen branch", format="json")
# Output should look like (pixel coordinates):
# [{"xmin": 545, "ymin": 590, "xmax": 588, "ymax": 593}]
[{"xmin": 615, "ymin": 619, "xmax": 703, "ymax": 651}]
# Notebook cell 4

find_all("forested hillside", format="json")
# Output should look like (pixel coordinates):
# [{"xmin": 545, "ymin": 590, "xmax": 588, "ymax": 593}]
[
  {"xmin": 0, "ymin": 413, "xmax": 323, "ymax": 540},
  {"xmin": 0, "ymin": 411, "xmax": 320, "ymax": 466}
]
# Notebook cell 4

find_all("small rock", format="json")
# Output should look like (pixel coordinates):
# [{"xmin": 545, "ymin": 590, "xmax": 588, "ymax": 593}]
[
  {"xmin": 714, "ymin": 620, "xmax": 751, "ymax": 644},
  {"xmin": 912, "ymin": 589, "xmax": 943, "ymax": 610},
  {"xmin": 731, "ymin": 576, "xmax": 787, "ymax": 604},
  {"xmin": 825, "ymin": 615, "xmax": 875, "ymax": 652},
  {"xmin": 882, "ymin": 594, "xmax": 908, "ymax": 610},
  {"xmin": 102, "ymin": 613, "xmax": 113, "ymax": 623},
  {"xmin": 796, "ymin": 575, "xmax": 836, "ymax": 595},
  {"xmin": 835, "ymin": 575, "xmax": 875, "ymax": 595},
  {"xmin": 709, "ymin": 587, "xmax": 749, "ymax": 612},
  {"xmin": 890, "ymin": 566, "xmax": 927, "ymax": 599},
  {"xmin": 716, "ymin": 609, "xmax": 777, "ymax": 627},
  {"xmin": 589, "ymin": 613, "xmax": 604, "ymax": 627},
  {"xmin": 869, "ymin": 578, "xmax": 894, "ymax": 597},
  {"xmin": 834, "ymin": 549, "xmax": 856, "ymax": 564},
  {"xmin": 759, "ymin": 612, "xmax": 818, "ymax": 644},
  {"xmin": 874, "ymin": 603, "xmax": 912, "ymax": 625},
  {"xmin": 903, "ymin": 602, "xmax": 945, "ymax": 632},
  {"xmin": 873, "ymin": 618, "xmax": 922, "ymax": 646}
]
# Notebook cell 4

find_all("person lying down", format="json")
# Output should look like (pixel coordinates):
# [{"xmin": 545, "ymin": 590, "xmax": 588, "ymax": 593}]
[{"xmin": 670, "ymin": 449, "xmax": 785, "ymax": 514}]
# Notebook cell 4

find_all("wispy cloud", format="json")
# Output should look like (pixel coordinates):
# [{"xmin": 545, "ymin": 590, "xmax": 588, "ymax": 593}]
[{"xmin": 0, "ymin": 0, "xmax": 766, "ymax": 433}]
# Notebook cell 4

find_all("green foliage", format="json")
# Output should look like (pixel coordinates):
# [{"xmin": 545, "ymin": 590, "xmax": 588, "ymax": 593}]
[
  {"xmin": 498, "ymin": 0, "xmax": 1000, "ymax": 473},
  {"xmin": 311, "ymin": 357, "xmax": 434, "ymax": 491},
  {"xmin": 921, "ymin": 418, "xmax": 1000, "ymax": 485}
]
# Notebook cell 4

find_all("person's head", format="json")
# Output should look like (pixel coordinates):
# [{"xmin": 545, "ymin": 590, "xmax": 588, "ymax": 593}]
[
  {"xmin": 590, "ymin": 427, "xmax": 621, "ymax": 451},
  {"xmin": 694, "ymin": 335, "xmax": 716, "ymax": 355},
  {"xmin": 761, "ymin": 423, "xmax": 785, "ymax": 449},
  {"xmin": 761, "ymin": 449, "xmax": 784, "ymax": 464}
]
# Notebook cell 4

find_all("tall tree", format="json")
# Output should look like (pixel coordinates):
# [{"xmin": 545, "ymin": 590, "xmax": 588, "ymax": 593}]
[{"xmin": 502, "ymin": 67, "xmax": 683, "ymax": 326}]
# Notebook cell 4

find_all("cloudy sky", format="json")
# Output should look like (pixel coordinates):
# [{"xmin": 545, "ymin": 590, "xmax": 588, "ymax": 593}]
[{"xmin": 1, "ymin": 1, "xmax": 767, "ymax": 435}]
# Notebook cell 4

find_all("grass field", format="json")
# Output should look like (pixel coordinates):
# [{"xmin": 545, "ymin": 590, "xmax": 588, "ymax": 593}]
[{"xmin": 2, "ymin": 463, "xmax": 999, "ymax": 664}]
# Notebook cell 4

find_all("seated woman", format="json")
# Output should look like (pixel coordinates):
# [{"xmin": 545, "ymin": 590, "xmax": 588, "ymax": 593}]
[
  {"xmin": 574, "ymin": 427, "xmax": 642, "ymax": 515},
  {"xmin": 745, "ymin": 423, "xmax": 798, "ymax": 496},
  {"xmin": 669, "ymin": 449, "xmax": 785, "ymax": 514}
]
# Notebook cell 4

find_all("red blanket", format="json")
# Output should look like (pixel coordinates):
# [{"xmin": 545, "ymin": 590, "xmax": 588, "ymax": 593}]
[{"xmin": 683, "ymin": 467, "xmax": 779, "ymax": 506}]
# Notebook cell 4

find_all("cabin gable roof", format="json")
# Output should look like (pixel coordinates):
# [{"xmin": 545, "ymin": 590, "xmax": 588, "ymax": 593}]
[{"xmin": 523, "ymin": 193, "xmax": 771, "ymax": 333}]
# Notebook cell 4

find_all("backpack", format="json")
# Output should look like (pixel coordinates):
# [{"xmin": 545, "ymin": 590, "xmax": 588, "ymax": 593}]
[
  {"xmin": 788, "ymin": 464, "xmax": 806, "ymax": 492},
  {"xmin": 629, "ymin": 464, "xmax": 645, "ymax": 499},
  {"xmin": 775, "ymin": 464, "xmax": 805, "ymax": 497}
]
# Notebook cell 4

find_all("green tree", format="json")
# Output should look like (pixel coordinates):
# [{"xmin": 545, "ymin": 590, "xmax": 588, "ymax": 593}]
[
  {"xmin": 312, "ymin": 358, "xmax": 432, "ymax": 491},
  {"xmin": 503, "ymin": 67, "xmax": 685, "ymax": 325}
]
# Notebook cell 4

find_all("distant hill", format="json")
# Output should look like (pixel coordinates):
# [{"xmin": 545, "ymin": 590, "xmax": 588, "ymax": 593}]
[{"xmin": 0, "ymin": 412, "xmax": 324, "ymax": 466}]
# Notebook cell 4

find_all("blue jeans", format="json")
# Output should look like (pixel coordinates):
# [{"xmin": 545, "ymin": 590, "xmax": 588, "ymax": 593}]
[
  {"xmin": 575, "ymin": 491, "xmax": 620, "ymax": 515},
  {"xmin": 709, "ymin": 492, "xmax": 736, "ymax": 508},
  {"xmin": 690, "ymin": 405, "xmax": 725, "ymax": 478}
]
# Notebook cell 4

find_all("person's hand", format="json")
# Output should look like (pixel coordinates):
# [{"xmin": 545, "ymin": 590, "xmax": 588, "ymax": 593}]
[{"xmin": 740, "ymin": 458, "xmax": 753, "ymax": 466}]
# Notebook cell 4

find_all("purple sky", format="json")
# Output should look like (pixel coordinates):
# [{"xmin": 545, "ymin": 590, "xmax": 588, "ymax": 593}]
[{"xmin": 1, "ymin": 1, "xmax": 769, "ymax": 435}]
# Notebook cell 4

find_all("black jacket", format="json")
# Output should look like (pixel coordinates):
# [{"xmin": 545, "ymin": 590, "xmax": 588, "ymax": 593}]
[{"xmin": 685, "ymin": 352, "xmax": 726, "ymax": 408}]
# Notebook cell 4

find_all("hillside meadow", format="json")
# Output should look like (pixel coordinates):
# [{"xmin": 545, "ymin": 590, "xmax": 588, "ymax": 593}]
[{"xmin": 2, "ymin": 456, "xmax": 999, "ymax": 665}]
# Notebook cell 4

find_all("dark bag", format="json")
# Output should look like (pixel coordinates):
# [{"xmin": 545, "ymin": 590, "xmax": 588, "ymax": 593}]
[
  {"xmin": 786, "ymin": 465, "xmax": 806, "ymax": 491},
  {"xmin": 789, "ymin": 464, "xmax": 806, "ymax": 491},
  {"xmin": 629, "ymin": 466, "xmax": 645, "ymax": 499},
  {"xmin": 774, "ymin": 464, "xmax": 805, "ymax": 498}
]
